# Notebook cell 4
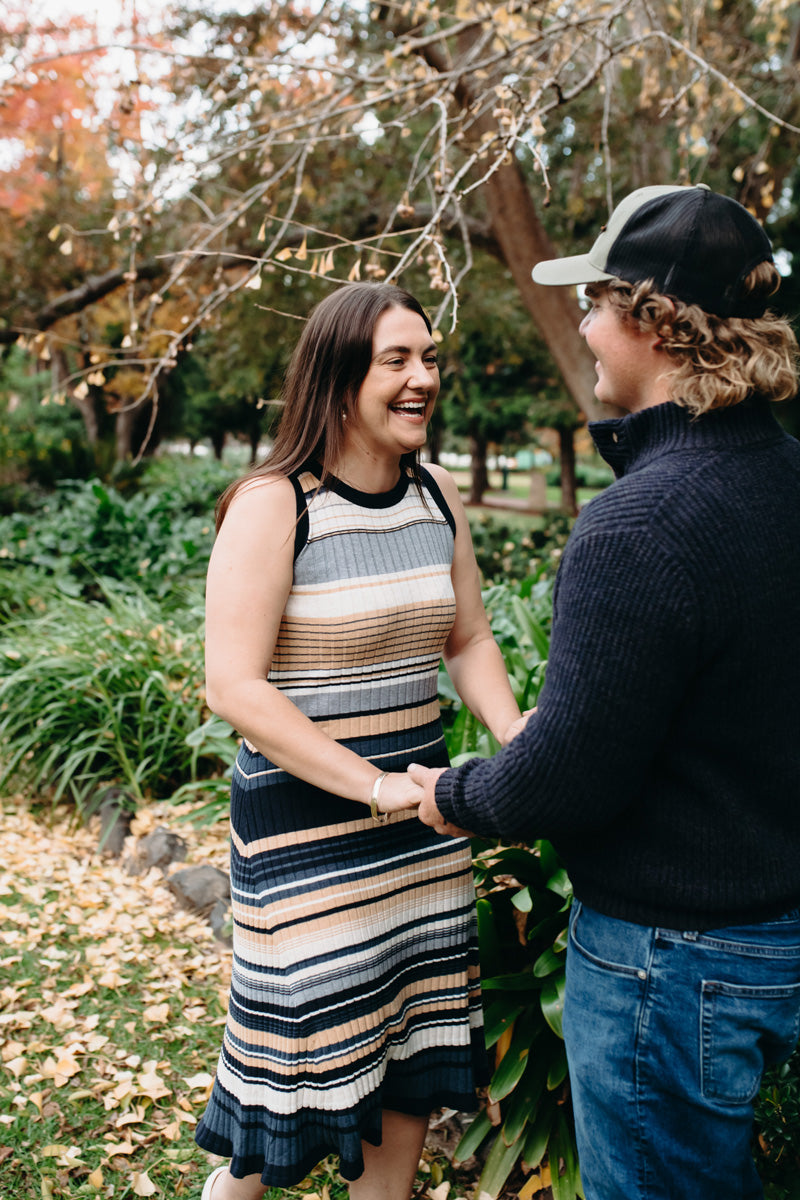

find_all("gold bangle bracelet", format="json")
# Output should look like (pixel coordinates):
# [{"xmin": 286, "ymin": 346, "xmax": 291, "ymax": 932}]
[{"xmin": 370, "ymin": 772, "xmax": 389, "ymax": 824}]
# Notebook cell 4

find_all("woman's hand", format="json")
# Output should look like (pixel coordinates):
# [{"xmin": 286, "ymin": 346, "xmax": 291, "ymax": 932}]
[
  {"xmin": 373, "ymin": 772, "xmax": 424, "ymax": 816},
  {"xmin": 501, "ymin": 707, "xmax": 536, "ymax": 745},
  {"xmin": 406, "ymin": 764, "xmax": 472, "ymax": 837}
]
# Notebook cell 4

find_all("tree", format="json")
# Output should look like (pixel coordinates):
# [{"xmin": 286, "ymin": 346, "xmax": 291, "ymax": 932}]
[
  {"xmin": 2, "ymin": 0, "xmax": 799, "ymax": 460},
  {"xmin": 0, "ymin": 4, "xmax": 184, "ymax": 462},
  {"xmin": 179, "ymin": 287, "xmax": 295, "ymax": 460},
  {"xmin": 438, "ymin": 262, "xmax": 560, "ymax": 503}
]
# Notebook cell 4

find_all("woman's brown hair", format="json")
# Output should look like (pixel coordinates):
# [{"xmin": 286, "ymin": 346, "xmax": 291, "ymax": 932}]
[
  {"xmin": 215, "ymin": 282, "xmax": 433, "ymax": 530},
  {"xmin": 589, "ymin": 263, "xmax": 799, "ymax": 415}
]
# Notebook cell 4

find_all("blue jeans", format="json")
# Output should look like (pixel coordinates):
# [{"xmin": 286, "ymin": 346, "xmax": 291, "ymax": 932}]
[{"xmin": 563, "ymin": 901, "xmax": 800, "ymax": 1200}]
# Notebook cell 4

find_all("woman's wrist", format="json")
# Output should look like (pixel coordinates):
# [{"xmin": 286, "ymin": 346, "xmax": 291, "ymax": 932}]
[{"xmin": 369, "ymin": 771, "xmax": 389, "ymax": 823}]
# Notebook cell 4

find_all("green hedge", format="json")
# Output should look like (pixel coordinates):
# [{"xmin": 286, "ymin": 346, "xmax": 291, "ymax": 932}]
[{"xmin": 467, "ymin": 510, "xmax": 573, "ymax": 584}]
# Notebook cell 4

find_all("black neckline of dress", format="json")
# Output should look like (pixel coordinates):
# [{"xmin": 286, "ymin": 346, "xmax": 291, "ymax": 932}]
[{"xmin": 308, "ymin": 461, "xmax": 411, "ymax": 509}]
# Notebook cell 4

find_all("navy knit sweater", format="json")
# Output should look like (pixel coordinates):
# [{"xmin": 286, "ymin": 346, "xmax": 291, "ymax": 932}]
[{"xmin": 436, "ymin": 399, "xmax": 800, "ymax": 929}]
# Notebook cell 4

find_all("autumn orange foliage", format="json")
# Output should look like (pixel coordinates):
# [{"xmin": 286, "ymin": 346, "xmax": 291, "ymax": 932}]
[{"xmin": 0, "ymin": 6, "xmax": 155, "ymax": 217}]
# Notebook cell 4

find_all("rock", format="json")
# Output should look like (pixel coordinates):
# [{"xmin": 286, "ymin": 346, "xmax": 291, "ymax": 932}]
[
  {"xmin": 135, "ymin": 825, "xmax": 188, "ymax": 872},
  {"xmin": 95, "ymin": 787, "xmax": 136, "ymax": 857},
  {"xmin": 209, "ymin": 897, "xmax": 233, "ymax": 945},
  {"xmin": 168, "ymin": 864, "xmax": 230, "ymax": 915}
]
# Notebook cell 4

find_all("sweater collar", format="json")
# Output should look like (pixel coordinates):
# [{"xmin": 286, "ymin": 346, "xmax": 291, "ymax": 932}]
[{"xmin": 589, "ymin": 398, "xmax": 783, "ymax": 478}]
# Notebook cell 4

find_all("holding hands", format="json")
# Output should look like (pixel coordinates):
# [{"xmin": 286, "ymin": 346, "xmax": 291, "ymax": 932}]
[
  {"xmin": 403, "ymin": 708, "xmax": 535, "ymax": 836},
  {"xmin": 406, "ymin": 763, "xmax": 471, "ymax": 838},
  {"xmin": 372, "ymin": 771, "xmax": 426, "ymax": 817}
]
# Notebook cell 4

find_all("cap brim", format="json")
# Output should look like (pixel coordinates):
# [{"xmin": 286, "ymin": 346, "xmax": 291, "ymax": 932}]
[{"xmin": 531, "ymin": 254, "xmax": 615, "ymax": 287}]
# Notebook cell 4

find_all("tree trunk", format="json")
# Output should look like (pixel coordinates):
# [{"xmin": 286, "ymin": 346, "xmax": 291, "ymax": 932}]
[
  {"xmin": 469, "ymin": 433, "xmax": 489, "ymax": 504},
  {"xmin": 426, "ymin": 27, "xmax": 612, "ymax": 426},
  {"xmin": 74, "ymin": 392, "xmax": 100, "ymax": 445},
  {"xmin": 211, "ymin": 429, "xmax": 226, "ymax": 460},
  {"xmin": 559, "ymin": 425, "xmax": 578, "ymax": 516},
  {"xmin": 52, "ymin": 348, "xmax": 100, "ymax": 444},
  {"xmin": 115, "ymin": 406, "xmax": 135, "ymax": 462},
  {"xmin": 480, "ymin": 155, "xmax": 604, "ymax": 424}
]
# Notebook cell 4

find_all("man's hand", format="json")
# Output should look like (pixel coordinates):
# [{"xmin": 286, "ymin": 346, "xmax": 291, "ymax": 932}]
[{"xmin": 407, "ymin": 763, "xmax": 472, "ymax": 837}]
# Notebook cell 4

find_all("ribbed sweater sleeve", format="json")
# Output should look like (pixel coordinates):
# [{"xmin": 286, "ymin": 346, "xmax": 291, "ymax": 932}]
[{"xmin": 435, "ymin": 520, "xmax": 698, "ymax": 840}]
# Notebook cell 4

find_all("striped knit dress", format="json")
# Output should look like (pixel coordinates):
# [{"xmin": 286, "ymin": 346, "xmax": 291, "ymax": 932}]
[{"xmin": 195, "ymin": 464, "xmax": 488, "ymax": 1185}]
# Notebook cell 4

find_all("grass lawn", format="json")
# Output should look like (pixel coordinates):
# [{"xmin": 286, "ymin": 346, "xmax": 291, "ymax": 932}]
[
  {"xmin": 447, "ymin": 469, "xmax": 598, "ymax": 510},
  {"xmin": 0, "ymin": 802, "xmax": 488, "ymax": 1200}
]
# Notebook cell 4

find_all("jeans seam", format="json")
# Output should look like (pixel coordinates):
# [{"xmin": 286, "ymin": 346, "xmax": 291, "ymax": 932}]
[
  {"xmin": 570, "ymin": 905, "xmax": 649, "ymax": 979},
  {"xmin": 704, "ymin": 979, "xmax": 800, "ymax": 999},
  {"xmin": 633, "ymin": 927, "xmax": 657, "ymax": 1199}
]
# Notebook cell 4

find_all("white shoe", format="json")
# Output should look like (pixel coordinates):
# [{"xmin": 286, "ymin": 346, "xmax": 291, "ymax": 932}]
[{"xmin": 201, "ymin": 1165, "xmax": 228, "ymax": 1200}]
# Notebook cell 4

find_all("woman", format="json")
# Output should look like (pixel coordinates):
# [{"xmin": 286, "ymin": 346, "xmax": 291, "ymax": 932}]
[{"xmin": 196, "ymin": 282, "xmax": 522, "ymax": 1200}]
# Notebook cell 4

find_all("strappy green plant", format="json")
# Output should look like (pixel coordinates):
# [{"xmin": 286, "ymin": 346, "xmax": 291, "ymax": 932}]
[
  {"xmin": 442, "ymin": 573, "xmax": 582, "ymax": 1199},
  {"xmin": 0, "ymin": 582, "xmax": 216, "ymax": 810}
]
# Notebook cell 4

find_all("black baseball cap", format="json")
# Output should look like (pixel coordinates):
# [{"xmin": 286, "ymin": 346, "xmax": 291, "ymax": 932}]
[{"xmin": 531, "ymin": 184, "xmax": 774, "ymax": 318}]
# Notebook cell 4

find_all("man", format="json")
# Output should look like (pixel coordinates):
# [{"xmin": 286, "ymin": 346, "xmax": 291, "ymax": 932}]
[{"xmin": 408, "ymin": 184, "xmax": 800, "ymax": 1200}]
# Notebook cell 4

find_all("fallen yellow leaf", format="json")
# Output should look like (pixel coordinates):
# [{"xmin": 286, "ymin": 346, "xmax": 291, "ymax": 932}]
[
  {"xmin": 97, "ymin": 970, "xmax": 123, "ymax": 988},
  {"xmin": 40, "ymin": 1054, "xmax": 81, "ymax": 1087},
  {"xmin": 132, "ymin": 1169, "xmax": 158, "ymax": 1196},
  {"xmin": 102, "ymin": 1140, "xmax": 135, "ymax": 1157},
  {"xmin": 518, "ymin": 1165, "xmax": 552, "ymax": 1200},
  {"xmin": 63, "ymin": 979, "xmax": 94, "ymax": 998},
  {"xmin": 183, "ymin": 1072, "xmax": 214, "ymax": 1090},
  {"xmin": 137, "ymin": 1068, "xmax": 171, "ymax": 1100}
]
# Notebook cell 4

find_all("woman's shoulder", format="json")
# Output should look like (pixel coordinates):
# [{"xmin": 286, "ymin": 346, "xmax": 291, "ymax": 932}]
[
  {"xmin": 221, "ymin": 472, "xmax": 298, "ymax": 532},
  {"xmin": 418, "ymin": 463, "xmax": 465, "ymax": 537},
  {"xmin": 421, "ymin": 461, "xmax": 453, "ymax": 489},
  {"xmin": 421, "ymin": 462, "xmax": 462, "ymax": 504}
]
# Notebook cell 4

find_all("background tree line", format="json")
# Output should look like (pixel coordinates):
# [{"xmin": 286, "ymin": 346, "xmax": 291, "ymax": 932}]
[{"xmin": 2, "ymin": 0, "xmax": 800, "ymax": 500}]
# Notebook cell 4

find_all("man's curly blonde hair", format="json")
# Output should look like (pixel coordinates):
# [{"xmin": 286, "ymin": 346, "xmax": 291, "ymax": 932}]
[{"xmin": 587, "ymin": 263, "xmax": 799, "ymax": 414}]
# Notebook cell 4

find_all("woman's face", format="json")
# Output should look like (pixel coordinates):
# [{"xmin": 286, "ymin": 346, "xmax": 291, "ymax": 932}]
[{"xmin": 345, "ymin": 306, "xmax": 440, "ymax": 460}]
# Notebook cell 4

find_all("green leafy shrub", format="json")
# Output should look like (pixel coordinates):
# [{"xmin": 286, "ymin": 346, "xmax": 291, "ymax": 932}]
[
  {"xmin": 440, "ymin": 572, "xmax": 553, "ymax": 753},
  {"xmin": 467, "ymin": 511, "xmax": 572, "ymax": 584},
  {"xmin": 0, "ymin": 477, "xmax": 215, "ymax": 608},
  {"xmin": 456, "ymin": 837, "xmax": 578, "ymax": 1200},
  {"xmin": 755, "ymin": 1048, "xmax": 800, "ymax": 1198},
  {"xmin": 138, "ymin": 451, "xmax": 239, "ymax": 516},
  {"xmin": 440, "ymin": 575, "xmax": 581, "ymax": 1198},
  {"xmin": 169, "ymin": 713, "xmax": 239, "ymax": 824},
  {"xmin": 0, "ymin": 582, "xmax": 232, "ymax": 810},
  {"xmin": 0, "ymin": 559, "xmax": 55, "ymax": 622},
  {"xmin": 0, "ymin": 375, "xmax": 96, "ymax": 504}
]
